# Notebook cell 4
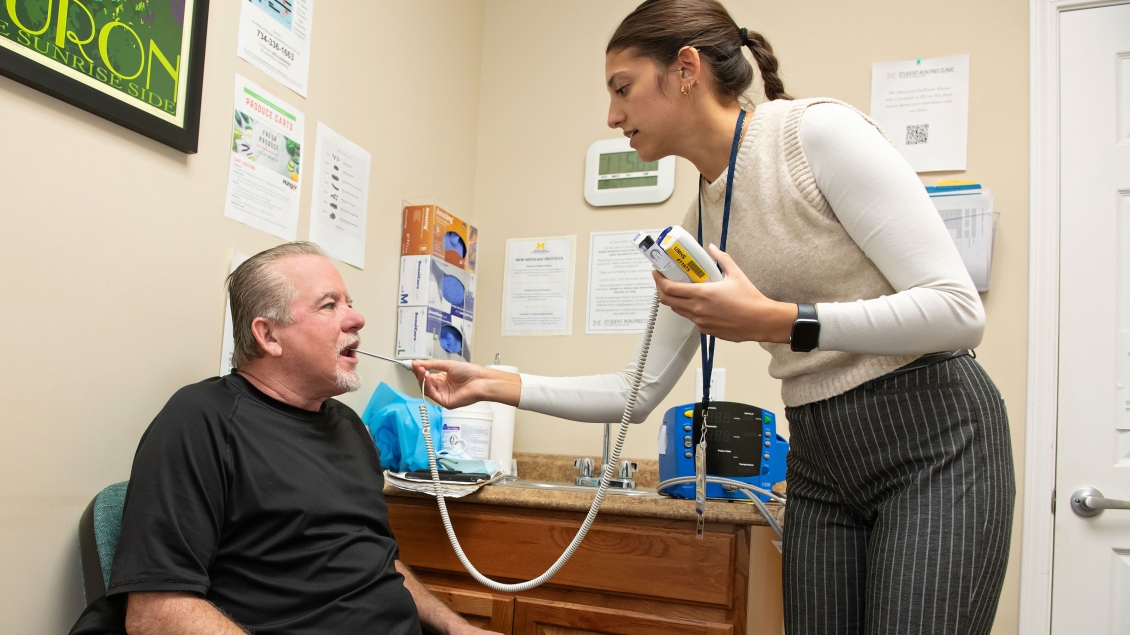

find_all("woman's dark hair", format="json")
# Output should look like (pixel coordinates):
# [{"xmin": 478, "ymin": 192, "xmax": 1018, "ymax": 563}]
[{"xmin": 607, "ymin": 0, "xmax": 792, "ymax": 102}]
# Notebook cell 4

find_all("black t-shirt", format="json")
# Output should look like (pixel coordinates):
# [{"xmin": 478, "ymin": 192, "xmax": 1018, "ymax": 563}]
[{"xmin": 72, "ymin": 373, "xmax": 421, "ymax": 635}]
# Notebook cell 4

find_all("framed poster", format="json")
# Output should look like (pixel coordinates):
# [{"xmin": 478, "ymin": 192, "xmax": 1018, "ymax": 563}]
[{"xmin": 0, "ymin": 0, "xmax": 210, "ymax": 153}]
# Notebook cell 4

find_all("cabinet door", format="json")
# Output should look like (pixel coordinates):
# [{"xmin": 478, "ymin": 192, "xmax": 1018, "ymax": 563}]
[
  {"xmin": 426, "ymin": 585, "xmax": 515, "ymax": 634},
  {"xmin": 513, "ymin": 598, "xmax": 732, "ymax": 635}
]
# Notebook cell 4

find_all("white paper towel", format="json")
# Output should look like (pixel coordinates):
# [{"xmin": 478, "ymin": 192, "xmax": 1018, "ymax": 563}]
[{"xmin": 485, "ymin": 364, "xmax": 518, "ymax": 475}]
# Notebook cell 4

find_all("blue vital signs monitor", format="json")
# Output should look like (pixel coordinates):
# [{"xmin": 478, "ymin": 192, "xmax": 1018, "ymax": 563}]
[{"xmin": 658, "ymin": 402, "xmax": 788, "ymax": 502}]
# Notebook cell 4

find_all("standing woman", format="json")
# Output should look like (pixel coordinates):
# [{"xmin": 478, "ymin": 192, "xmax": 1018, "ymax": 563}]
[{"xmin": 416, "ymin": 1, "xmax": 1015, "ymax": 633}]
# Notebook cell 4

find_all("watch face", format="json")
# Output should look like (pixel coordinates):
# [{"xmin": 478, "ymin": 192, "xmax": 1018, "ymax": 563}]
[{"xmin": 792, "ymin": 320, "xmax": 820, "ymax": 352}]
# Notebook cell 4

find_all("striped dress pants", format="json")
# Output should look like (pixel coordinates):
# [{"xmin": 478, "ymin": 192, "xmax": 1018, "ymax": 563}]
[{"xmin": 781, "ymin": 355, "xmax": 1015, "ymax": 635}]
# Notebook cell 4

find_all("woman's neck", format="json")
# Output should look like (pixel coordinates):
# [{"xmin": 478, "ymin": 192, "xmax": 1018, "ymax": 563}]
[{"xmin": 681, "ymin": 102, "xmax": 744, "ymax": 182}]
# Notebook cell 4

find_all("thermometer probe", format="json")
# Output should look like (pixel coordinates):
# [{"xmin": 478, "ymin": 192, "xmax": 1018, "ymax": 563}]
[{"xmin": 354, "ymin": 349, "xmax": 415, "ymax": 371}]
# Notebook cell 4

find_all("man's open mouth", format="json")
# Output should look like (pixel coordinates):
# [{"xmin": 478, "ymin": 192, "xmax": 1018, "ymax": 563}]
[{"xmin": 339, "ymin": 341, "xmax": 359, "ymax": 358}]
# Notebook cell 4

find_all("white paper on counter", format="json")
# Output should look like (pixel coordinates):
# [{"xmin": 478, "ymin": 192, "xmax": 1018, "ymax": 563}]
[
  {"xmin": 237, "ymin": 0, "xmax": 314, "ymax": 97},
  {"xmin": 308, "ymin": 123, "xmax": 370, "ymax": 269},
  {"xmin": 224, "ymin": 75, "xmax": 305, "ymax": 240},
  {"xmin": 870, "ymin": 54, "xmax": 970, "ymax": 172},
  {"xmin": 586, "ymin": 230, "xmax": 659, "ymax": 334},
  {"xmin": 220, "ymin": 251, "xmax": 252, "ymax": 376},
  {"xmin": 502, "ymin": 236, "xmax": 576, "ymax": 336}
]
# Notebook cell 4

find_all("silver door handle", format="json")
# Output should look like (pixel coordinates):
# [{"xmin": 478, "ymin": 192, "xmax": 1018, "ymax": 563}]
[{"xmin": 1071, "ymin": 487, "xmax": 1130, "ymax": 517}]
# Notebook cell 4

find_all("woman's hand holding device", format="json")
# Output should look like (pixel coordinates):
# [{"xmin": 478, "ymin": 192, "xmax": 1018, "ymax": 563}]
[
  {"xmin": 654, "ymin": 244, "xmax": 796, "ymax": 344},
  {"xmin": 411, "ymin": 360, "xmax": 522, "ymax": 409}
]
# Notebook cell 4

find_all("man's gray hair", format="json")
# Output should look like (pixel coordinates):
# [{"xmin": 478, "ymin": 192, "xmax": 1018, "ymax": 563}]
[{"xmin": 226, "ymin": 242, "xmax": 327, "ymax": 369}]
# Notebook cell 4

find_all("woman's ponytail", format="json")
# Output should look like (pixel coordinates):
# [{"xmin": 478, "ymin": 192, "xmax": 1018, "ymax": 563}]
[{"xmin": 742, "ymin": 29, "xmax": 792, "ymax": 101}]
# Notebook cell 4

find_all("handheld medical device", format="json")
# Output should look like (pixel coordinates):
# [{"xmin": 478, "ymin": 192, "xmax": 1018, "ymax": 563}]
[
  {"xmin": 658, "ymin": 402, "xmax": 788, "ymax": 503},
  {"xmin": 632, "ymin": 226, "xmax": 723, "ymax": 284}
]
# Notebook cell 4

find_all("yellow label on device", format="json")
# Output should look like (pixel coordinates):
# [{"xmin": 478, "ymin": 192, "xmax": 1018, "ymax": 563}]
[{"xmin": 663, "ymin": 240, "xmax": 708, "ymax": 282}]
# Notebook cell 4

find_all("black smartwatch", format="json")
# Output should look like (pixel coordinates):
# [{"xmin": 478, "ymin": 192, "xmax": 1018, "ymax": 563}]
[{"xmin": 790, "ymin": 303, "xmax": 820, "ymax": 352}]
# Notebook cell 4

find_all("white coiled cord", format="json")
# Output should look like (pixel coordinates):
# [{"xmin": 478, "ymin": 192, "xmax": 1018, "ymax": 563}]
[{"xmin": 412, "ymin": 293, "xmax": 662, "ymax": 592}]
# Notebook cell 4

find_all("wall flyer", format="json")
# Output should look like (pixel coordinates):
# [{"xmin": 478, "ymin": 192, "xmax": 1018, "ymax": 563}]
[
  {"xmin": 223, "ymin": 75, "xmax": 305, "ymax": 241},
  {"xmin": 308, "ymin": 122, "xmax": 371, "ymax": 269},
  {"xmin": 237, "ymin": 0, "xmax": 314, "ymax": 97}
]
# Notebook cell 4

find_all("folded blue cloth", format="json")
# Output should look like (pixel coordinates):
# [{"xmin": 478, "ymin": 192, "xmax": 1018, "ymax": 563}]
[
  {"xmin": 436, "ymin": 451, "xmax": 499, "ymax": 476},
  {"xmin": 361, "ymin": 383, "xmax": 442, "ymax": 472}
]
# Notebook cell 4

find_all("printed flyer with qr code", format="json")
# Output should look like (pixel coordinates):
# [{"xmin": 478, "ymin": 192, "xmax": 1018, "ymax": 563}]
[{"xmin": 870, "ymin": 54, "xmax": 970, "ymax": 172}]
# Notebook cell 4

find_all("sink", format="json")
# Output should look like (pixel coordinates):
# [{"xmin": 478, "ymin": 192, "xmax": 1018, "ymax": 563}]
[{"xmin": 490, "ymin": 476, "xmax": 663, "ymax": 498}]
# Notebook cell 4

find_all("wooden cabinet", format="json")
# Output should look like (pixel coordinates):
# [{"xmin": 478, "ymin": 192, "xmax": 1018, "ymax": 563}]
[
  {"xmin": 512, "ymin": 598, "xmax": 733, "ymax": 635},
  {"xmin": 423, "ymin": 586, "xmax": 514, "ymax": 634},
  {"xmin": 388, "ymin": 496, "xmax": 768, "ymax": 635}
]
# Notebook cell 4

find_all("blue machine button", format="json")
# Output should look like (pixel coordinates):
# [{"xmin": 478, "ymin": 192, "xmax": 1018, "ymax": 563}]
[
  {"xmin": 684, "ymin": 409, "xmax": 694, "ymax": 418},
  {"xmin": 684, "ymin": 436, "xmax": 693, "ymax": 448},
  {"xmin": 683, "ymin": 425, "xmax": 692, "ymax": 432},
  {"xmin": 764, "ymin": 441, "xmax": 771, "ymax": 447},
  {"xmin": 685, "ymin": 451, "xmax": 693, "ymax": 459},
  {"xmin": 764, "ymin": 430, "xmax": 771, "ymax": 437},
  {"xmin": 762, "ymin": 466, "xmax": 770, "ymax": 475},
  {"xmin": 763, "ymin": 453, "xmax": 771, "ymax": 460}
]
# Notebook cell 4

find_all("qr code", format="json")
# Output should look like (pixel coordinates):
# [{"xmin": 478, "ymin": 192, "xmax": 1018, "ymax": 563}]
[{"xmin": 906, "ymin": 123, "xmax": 929, "ymax": 145}]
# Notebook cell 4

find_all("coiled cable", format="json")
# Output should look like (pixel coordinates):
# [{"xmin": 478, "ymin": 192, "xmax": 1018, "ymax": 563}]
[{"xmin": 413, "ymin": 292, "xmax": 661, "ymax": 592}]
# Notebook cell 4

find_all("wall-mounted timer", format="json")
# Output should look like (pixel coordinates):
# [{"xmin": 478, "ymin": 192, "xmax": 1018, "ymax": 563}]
[{"xmin": 584, "ymin": 137, "xmax": 676, "ymax": 207}]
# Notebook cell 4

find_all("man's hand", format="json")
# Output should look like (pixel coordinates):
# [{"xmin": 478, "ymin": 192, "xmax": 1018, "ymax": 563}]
[
  {"xmin": 125, "ymin": 592, "xmax": 249, "ymax": 635},
  {"xmin": 396, "ymin": 561, "xmax": 500, "ymax": 634},
  {"xmin": 446, "ymin": 624, "xmax": 498, "ymax": 635},
  {"xmin": 654, "ymin": 244, "xmax": 796, "ymax": 344}
]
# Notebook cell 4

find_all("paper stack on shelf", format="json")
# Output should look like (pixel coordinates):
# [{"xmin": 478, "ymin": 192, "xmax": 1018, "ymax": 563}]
[
  {"xmin": 384, "ymin": 469, "xmax": 504, "ymax": 498},
  {"xmin": 927, "ymin": 181, "xmax": 998, "ymax": 292}
]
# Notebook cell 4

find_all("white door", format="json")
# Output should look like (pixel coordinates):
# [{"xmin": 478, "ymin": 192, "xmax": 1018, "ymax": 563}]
[{"xmin": 1055, "ymin": 4, "xmax": 1130, "ymax": 632}]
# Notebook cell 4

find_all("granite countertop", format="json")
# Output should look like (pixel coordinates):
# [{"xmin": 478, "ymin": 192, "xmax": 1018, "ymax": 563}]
[{"xmin": 383, "ymin": 453, "xmax": 785, "ymax": 528}]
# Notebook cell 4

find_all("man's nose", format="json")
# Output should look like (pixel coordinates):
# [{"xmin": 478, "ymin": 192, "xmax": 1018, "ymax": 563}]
[{"xmin": 345, "ymin": 305, "xmax": 365, "ymax": 332}]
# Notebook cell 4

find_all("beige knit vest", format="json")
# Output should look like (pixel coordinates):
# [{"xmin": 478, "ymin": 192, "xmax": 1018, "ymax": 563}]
[{"xmin": 682, "ymin": 98, "xmax": 918, "ymax": 407}]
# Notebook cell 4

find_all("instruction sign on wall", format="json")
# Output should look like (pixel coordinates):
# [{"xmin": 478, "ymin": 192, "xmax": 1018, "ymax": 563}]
[{"xmin": 870, "ymin": 54, "xmax": 970, "ymax": 172}]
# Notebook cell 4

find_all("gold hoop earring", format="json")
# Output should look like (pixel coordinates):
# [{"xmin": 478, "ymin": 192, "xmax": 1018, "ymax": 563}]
[{"xmin": 681, "ymin": 84, "xmax": 689, "ymax": 95}]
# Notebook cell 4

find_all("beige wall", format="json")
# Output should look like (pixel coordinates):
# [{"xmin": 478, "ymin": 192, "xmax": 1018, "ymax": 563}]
[
  {"xmin": 471, "ymin": 1, "xmax": 1029, "ymax": 634},
  {"xmin": 1, "ymin": 0, "xmax": 1030, "ymax": 632},
  {"xmin": 0, "ymin": 1, "xmax": 485, "ymax": 632}
]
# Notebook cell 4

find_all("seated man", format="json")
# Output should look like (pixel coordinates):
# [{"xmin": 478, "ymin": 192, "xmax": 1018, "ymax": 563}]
[{"xmin": 71, "ymin": 242, "xmax": 491, "ymax": 635}]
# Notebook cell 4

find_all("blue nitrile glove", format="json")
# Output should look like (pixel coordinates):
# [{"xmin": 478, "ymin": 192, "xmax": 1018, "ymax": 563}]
[{"xmin": 361, "ymin": 382, "xmax": 443, "ymax": 472}]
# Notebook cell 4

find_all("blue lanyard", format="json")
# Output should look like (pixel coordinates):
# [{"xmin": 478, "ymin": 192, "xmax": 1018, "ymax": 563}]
[{"xmin": 696, "ymin": 109, "xmax": 746, "ymax": 411}]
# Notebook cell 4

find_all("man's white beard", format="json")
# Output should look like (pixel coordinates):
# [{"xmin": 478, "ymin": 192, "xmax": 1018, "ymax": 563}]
[
  {"xmin": 335, "ymin": 368, "xmax": 363, "ymax": 393},
  {"xmin": 334, "ymin": 334, "xmax": 363, "ymax": 392}
]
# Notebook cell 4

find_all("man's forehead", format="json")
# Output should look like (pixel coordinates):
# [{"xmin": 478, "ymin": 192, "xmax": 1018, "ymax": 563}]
[{"xmin": 276, "ymin": 254, "xmax": 349, "ymax": 299}]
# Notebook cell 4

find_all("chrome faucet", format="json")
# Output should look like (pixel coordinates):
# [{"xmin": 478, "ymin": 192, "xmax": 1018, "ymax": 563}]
[{"xmin": 574, "ymin": 423, "xmax": 639, "ymax": 489}]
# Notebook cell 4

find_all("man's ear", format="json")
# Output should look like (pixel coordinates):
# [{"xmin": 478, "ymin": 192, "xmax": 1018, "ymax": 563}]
[{"xmin": 250, "ymin": 317, "xmax": 284, "ymax": 358}]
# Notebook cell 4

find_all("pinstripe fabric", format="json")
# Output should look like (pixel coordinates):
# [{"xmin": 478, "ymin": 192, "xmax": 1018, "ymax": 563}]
[{"xmin": 781, "ymin": 356, "xmax": 1014, "ymax": 635}]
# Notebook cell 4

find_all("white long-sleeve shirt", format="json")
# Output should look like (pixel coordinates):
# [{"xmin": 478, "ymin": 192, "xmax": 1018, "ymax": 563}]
[{"xmin": 519, "ymin": 102, "xmax": 983, "ymax": 421}]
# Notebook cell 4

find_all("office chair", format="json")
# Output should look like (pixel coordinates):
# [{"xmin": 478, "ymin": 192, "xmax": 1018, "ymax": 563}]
[
  {"xmin": 78, "ymin": 481, "xmax": 128, "ymax": 605},
  {"xmin": 76, "ymin": 481, "xmax": 447, "ymax": 634}
]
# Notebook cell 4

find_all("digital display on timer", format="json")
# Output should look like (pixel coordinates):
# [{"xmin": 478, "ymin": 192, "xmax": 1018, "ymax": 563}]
[{"xmin": 597, "ymin": 151, "xmax": 659, "ymax": 190}]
